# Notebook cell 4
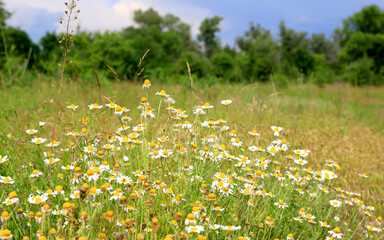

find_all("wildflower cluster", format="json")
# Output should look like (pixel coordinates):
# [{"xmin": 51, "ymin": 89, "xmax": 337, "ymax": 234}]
[{"xmin": 0, "ymin": 79, "xmax": 382, "ymax": 239}]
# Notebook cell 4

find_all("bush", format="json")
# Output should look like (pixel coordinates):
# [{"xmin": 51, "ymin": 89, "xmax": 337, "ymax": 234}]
[{"xmin": 343, "ymin": 57, "xmax": 375, "ymax": 86}]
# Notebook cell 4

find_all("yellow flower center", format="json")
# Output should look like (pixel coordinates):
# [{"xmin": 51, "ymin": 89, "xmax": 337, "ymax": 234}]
[
  {"xmin": 87, "ymin": 169, "xmax": 94, "ymax": 176},
  {"xmin": 35, "ymin": 197, "xmax": 42, "ymax": 204},
  {"xmin": 2, "ymin": 230, "xmax": 11, "ymax": 237}
]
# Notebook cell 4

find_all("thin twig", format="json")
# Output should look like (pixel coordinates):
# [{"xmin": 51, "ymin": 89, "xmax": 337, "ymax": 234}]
[{"xmin": 186, "ymin": 61, "xmax": 204, "ymax": 105}]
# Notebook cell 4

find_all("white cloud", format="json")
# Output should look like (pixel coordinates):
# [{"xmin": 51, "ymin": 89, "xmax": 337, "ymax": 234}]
[
  {"xmin": 111, "ymin": 0, "xmax": 212, "ymax": 35},
  {"xmin": 4, "ymin": 0, "xmax": 212, "ymax": 37},
  {"xmin": 4, "ymin": 0, "xmax": 63, "ymax": 13}
]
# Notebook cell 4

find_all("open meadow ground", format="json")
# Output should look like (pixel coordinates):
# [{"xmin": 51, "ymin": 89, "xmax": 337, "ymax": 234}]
[{"xmin": 0, "ymin": 81, "xmax": 383, "ymax": 239}]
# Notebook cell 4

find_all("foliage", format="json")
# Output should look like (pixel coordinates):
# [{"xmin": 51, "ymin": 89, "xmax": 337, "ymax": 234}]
[
  {"xmin": 1, "ymin": 2, "xmax": 384, "ymax": 86},
  {"xmin": 197, "ymin": 16, "xmax": 223, "ymax": 58},
  {"xmin": 343, "ymin": 57, "xmax": 376, "ymax": 86},
  {"xmin": 338, "ymin": 5, "xmax": 384, "ymax": 81},
  {"xmin": 237, "ymin": 23, "xmax": 278, "ymax": 81},
  {"xmin": 0, "ymin": 0, "xmax": 10, "ymax": 27}
]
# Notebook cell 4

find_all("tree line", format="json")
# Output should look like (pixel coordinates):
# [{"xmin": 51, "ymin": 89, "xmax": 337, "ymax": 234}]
[{"xmin": 1, "ymin": 2, "xmax": 384, "ymax": 86}]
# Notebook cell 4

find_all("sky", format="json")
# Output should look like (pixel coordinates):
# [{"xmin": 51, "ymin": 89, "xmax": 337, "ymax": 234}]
[{"xmin": 3, "ymin": 0, "xmax": 384, "ymax": 45}]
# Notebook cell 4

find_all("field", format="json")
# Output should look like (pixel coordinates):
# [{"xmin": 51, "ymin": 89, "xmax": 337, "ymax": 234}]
[{"xmin": 0, "ymin": 80, "xmax": 383, "ymax": 239}]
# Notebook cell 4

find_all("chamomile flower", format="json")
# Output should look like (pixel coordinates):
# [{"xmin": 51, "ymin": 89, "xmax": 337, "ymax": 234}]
[
  {"xmin": 221, "ymin": 99, "xmax": 232, "ymax": 105},
  {"xmin": 330, "ymin": 200, "xmax": 342, "ymax": 208},
  {"xmin": 88, "ymin": 103, "xmax": 103, "ymax": 110},
  {"xmin": 248, "ymin": 129, "xmax": 260, "ymax": 136},
  {"xmin": 117, "ymin": 176, "xmax": 132, "ymax": 185},
  {"xmin": 2, "ymin": 197, "xmax": 18, "ymax": 206},
  {"xmin": 274, "ymin": 200, "xmax": 288, "ymax": 209},
  {"xmin": 248, "ymin": 145, "xmax": 258, "ymax": 152},
  {"xmin": 121, "ymin": 116, "xmax": 132, "ymax": 122},
  {"xmin": 30, "ymin": 169, "xmax": 43, "ymax": 178},
  {"xmin": 359, "ymin": 173, "xmax": 369, "ymax": 178},
  {"xmin": 106, "ymin": 102, "xmax": 117, "ymax": 109},
  {"xmin": 0, "ymin": 155, "xmax": 9, "ymax": 164},
  {"xmin": 157, "ymin": 136, "xmax": 169, "ymax": 142},
  {"xmin": 67, "ymin": 104, "xmax": 78, "ymax": 111},
  {"xmin": 70, "ymin": 190, "xmax": 81, "ymax": 199},
  {"xmin": 202, "ymin": 102, "xmax": 213, "ymax": 109},
  {"xmin": 165, "ymin": 97, "xmax": 175, "ymax": 104},
  {"xmin": 271, "ymin": 126, "xmax": 283, "ymax": 136},
  {"xmin": 172, "ymin": 194, "xmax": 186, "ymax": 204},
  {"xmin": 293, "ymin": 216, "xmax": 303, "ymax": 223},
  {"xmin": 231, "ymin": 138, "xmax": 243, "ymax": 147},
  {"xmin": 84, "ymin": 145, "xmax": 96, "ymax": 155},
  {"xmin": 114, "ymin": 106, "xmax": 124, "ymax": 115},
  {"xmin": 267, "ymin": 145, "xmax": 280, "ymax": 155},
  {"xmin": 328, "ymin": 227, "xmax": 343, "ymax": 239},
  {"xmin": 209, "ymin": 224, "xmax": 222, "ymax": 230},
  {"xmin": 294, "ymin": 158, "xmax": 308, "ymax": 165},
  {"xmin": 182, "ymin": 164, "xmax": 193, "ymax": 171},
  {"xmin": 156, "ymin": 90, "xmax": 167, "ymax": 97},
  {"xmin": 46, "ymin": 140, "xmax": 60, "ymax": 147},
  {"xmin": 193, "ymin": 105, "xmax": 206, "ymax": 115},
  {"xmin": 31, "ymin": 137, "xmax": 47, "ymax": 145},
  {"xmin": 185, "ymin": 225, "xmax": 205, "ymax": 233},
  {"xmin": 142, "ymin": 79, "xmax": 151, "ymax": 89},
  {"xmin": 159, "ymin": 149, "xmax": 172, "ymax": 158},
  {"xmin": 221, "ymin": 225, "xmax": 241, "ymax": 231},
  {"xmin": 149, "ymin": 150, "xmax": 161, "ymax": 159},
  {"xmin": 44, "ymin": 157, "xmax": 60, "ymax": 165},
  {"xmin": 320, "ymin": 221, "xmax": 331, "ymax": 228},
  {"xmin": 26, "ymin": 129, "xmax": 38, "ymax": 135},
  {"xmin": 286, "ymin": 233, "xmax": 294, "ymax": 240},
  {"xmin": 28, "ymin": 194, "xmax": 48, "ymax": 204},
  {"xmin": 0, "ymin": 176, "xmax": 15, "ymax": 184},
  {"xmin": 86, "ymin": 169, "xmax": 99, "ymax": 181}
]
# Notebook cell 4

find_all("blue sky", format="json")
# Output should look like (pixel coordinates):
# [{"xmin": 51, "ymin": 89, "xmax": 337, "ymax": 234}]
[{"xmin": 4, "ymin": 0, "xmax": 384, "ymax": 45}]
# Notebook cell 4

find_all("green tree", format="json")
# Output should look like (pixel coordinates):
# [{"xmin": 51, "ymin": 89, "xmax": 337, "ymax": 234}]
[
  {"xmin": 0, "ymin": 1, "xmax": 10, "ymax": 28},
  {"xmin": 236, "ymin": 23, "xmax": 279, "ymax": 81},
  {"xmin": 38, "ymin": 32, "xmax": 62, "ymax": 73},
  {"xmin": 198, "ymin": 16, "xmax": 223, "ymax": 58},
  {"xmin": 162, "ymin": 13, "xmax": 196, "ymax": 51},
  {"xmin": 279, "ymin": 21, "xmax": 315, "ymax": 76},
  {"xmin": 134, "ymin": 8, "xmax": 163, "ymax": 29},
  {"xmin": 279, "ymin": 21, "xmax": 308, "ymax": 61},
  {"xmin": 0, "ymin": 27, "xmax": 39, "ymax": 69},
  {"xmin": 211, "ymin": 51, "xmax": 234, "ymax": 79},
  {"xmin": 339, "ymin": 5, "xmax": 384, "ymax": 77},
  {"xmin": 309, "ymin": 33, "xmax": 338, "ymax": 64},
  {"xmin": 341, "ymin": 5, "xmax": 384, "ymax": 46}
]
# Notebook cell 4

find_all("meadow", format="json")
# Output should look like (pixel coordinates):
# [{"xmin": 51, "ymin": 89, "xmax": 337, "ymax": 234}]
[{"xmin": 0, "ymin": 79, "xmax": 383, "ymax": 239}]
